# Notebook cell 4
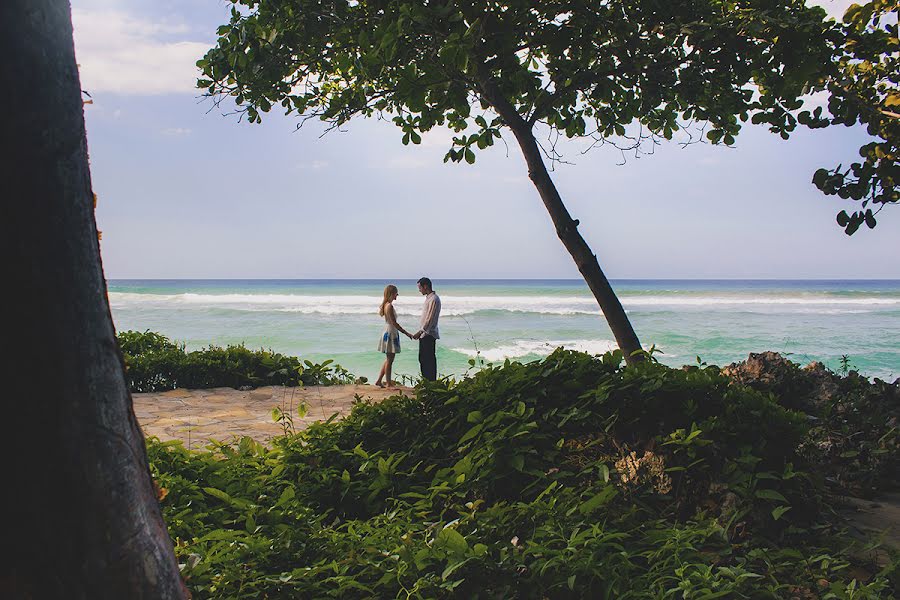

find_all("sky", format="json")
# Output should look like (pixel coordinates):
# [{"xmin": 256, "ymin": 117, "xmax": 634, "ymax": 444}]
[{"xmin": 72, "ymin": 0, "xmax": 899, "ymax": 279}]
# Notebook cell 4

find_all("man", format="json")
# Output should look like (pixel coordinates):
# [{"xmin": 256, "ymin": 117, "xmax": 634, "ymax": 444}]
[{"xmin": 412, "ymin": 277, "xmax": 441, "ymax": 381}]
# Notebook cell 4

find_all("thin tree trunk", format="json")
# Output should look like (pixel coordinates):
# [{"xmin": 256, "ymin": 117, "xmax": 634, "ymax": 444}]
[
  {"xmin": 0, "ymin": 1, "xmax": 186, "ymax": 598},
  {"xmin": 477, "ymin": 74, "xmax": 645, "ymax": 364}
]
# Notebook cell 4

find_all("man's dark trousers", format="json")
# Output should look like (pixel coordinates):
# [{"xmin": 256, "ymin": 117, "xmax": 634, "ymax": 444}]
[{"xmin": 419, "ymin": 334, "xmax": 437, "ymax": 381}]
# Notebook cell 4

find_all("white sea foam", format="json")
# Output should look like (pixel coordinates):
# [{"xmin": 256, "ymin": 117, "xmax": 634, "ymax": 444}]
[
  {"xmin": 625, "ymin": 296, "xmax": 899, "ymax": 306},
  {"xmin": 452, "ymin": 339, "xmax": 620, "ymax": 362},
  {"xmin": 107, "ymin": 292, "xmax": 900, "ymax": 316}
]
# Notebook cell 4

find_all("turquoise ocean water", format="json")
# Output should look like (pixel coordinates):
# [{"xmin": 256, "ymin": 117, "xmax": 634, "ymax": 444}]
[{"xmin": 106, "ymin": 279, "xmax": 900, "ymax": 383}]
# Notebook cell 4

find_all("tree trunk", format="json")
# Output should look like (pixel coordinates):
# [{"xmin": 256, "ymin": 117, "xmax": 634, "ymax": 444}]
[
  {"xmin": 0, "ymin": 2, "xmax": 187, "ymax": 598},
  {"xmin": 477, "ymin": 75, "xmax": 645, "ymax": 364}
]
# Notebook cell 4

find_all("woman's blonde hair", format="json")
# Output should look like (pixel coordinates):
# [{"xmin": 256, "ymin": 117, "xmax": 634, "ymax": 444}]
[{"xmin": 379, "ymin": 284, "xmax": 398, "ymax": 316}]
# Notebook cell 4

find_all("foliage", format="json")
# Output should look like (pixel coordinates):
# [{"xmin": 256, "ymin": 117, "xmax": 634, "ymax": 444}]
[
  {"xmin": 802, "ymin": 371, "xmax": 899, "ymax": 498},
  {"xmin": 811, "ymin": 1, "xmax": 899, "ymax": 234},
  {"xmin": 197, "ymin": 0, "xmax": 894, "ymax": 231},
  {"xmin": 149, "ymin": 350, "xmax": 898, "ymax": 598},
  {"xmin": 723, "ymin": 351, "xmax": 899, "ymax": 498},
  {"xmin": 117, "ymin": 330, "xmax": 353, "ymax": 392},
  {"xmin": 199, "ymin": 0, "xmax": 828, "ymax": 152}
]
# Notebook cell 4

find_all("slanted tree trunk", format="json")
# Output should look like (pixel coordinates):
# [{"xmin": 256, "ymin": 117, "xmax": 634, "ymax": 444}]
[
  {"xmin": 0, "ymin": 1, "xmax": 186, "ymax": 598},
  {"xmin": 477, "ymin": 73, "xmax": 645, "ymax": 364}
]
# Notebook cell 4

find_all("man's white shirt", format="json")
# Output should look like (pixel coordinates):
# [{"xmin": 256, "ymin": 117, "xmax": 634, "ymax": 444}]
[{"xmin": 418, "ymin": 292, "xmax": 441, "ymax": 339}]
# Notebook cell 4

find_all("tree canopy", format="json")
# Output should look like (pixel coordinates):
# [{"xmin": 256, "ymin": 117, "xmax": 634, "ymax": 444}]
[
  {"xmin": 199, "ymin": 1, "xmax": 838, "ymax": 154},
  {"xmin": 811, "ymin": 1, "xmax": 897, "ymax": 234}
]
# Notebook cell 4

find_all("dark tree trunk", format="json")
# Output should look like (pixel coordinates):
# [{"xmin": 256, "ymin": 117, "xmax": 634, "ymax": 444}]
[
  {"xmin": 477, "ymin": 74, "xmax": 645, "ymax": 364},
  {"xmin": 0, "ymin": 2, "xmax": 186, "ymax": 598}
]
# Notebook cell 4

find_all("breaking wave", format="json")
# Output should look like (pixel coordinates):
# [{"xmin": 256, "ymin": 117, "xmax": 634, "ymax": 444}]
[{"xmin": 107, "ymin": 292, "xmax": 898, "ymax": 316}]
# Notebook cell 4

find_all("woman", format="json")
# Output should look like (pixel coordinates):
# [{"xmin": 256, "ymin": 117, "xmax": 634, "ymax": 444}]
[{"xmin": 375, "ymin": 284, "xmax": 412, "ymax": 388}]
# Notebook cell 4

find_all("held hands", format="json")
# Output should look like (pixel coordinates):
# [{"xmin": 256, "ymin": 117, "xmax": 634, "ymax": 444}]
[
  {"xmin": 412, "ymin": 331, "xmax": 422, "ymax": 340},
  {"xmin": 404, "ymin": 331, "xmax": 413, "ymax": 339}
]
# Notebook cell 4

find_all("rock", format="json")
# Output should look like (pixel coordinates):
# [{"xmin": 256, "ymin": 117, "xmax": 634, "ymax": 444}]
[
  {"xmin": 722, "ymin": 351, "xmax": 825, "ymax": 413},
  {"xmin": 801, "ymin": 361, "xmax": 841, "ymax": 406}
]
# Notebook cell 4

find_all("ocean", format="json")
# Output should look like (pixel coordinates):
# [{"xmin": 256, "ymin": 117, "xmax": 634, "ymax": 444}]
[{"xmin": 106, "ymin": 279, "xmax": 900, "ymax": 383}]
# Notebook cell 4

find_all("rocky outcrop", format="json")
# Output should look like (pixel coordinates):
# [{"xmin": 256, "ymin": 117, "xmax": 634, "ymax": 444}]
[{"xmin": 721, "ymin": 351, "xmax": 841, "ymax": 413}]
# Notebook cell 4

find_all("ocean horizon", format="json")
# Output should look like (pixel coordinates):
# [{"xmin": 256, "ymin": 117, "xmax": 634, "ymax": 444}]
[{"xmin": 106, "ymin": 278, "xmax": 900, "ymax": 383}]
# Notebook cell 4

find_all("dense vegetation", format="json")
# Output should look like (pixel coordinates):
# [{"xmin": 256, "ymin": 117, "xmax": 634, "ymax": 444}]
[
  {"xmin": 118, "ymin": 330, "xmax": 354, "ymax": 392},
  {"xmin": 147, "ymin": 350, "xmax": 898, "ymax": 598}
]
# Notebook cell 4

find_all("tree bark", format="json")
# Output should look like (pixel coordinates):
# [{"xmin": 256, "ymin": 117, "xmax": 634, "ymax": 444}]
[
  {"xmin": 476, "ymin": 73, "xmax": 645, "ymax": 364},
  {"xmin": 0, "ymin": 2, "xmax": 187, "ymax": 598}
]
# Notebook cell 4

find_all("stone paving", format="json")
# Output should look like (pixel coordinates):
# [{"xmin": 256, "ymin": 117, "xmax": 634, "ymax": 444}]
[{"xmin": 134, "ymin": 384, "xmax": 410, "ymax": 449}]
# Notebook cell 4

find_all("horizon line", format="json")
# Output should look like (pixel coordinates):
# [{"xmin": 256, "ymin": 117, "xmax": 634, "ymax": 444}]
[{"xmin": 106, "ymin": 277, "xmax": 900, "ymax": 282}]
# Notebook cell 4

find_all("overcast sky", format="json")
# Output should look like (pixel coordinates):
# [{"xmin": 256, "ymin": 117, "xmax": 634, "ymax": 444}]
[{"xmin": 72, "ymin": 0, "xmax": 899, "ymax": 279}]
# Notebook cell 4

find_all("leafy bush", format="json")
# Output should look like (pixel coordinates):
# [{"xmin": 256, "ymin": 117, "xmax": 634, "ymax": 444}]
[
  {"xmin": 117, "ymin": 330, "xmax": 354, "ymax": 392},
  {"xmin": 724, "ymin": 352, "xmax": 899, "ymax": 497},
  {"xmin": 799, "ymin": 371, "xmax": 899, "ymax": 498},
  {"xmin": 118, "ymin": 329, "xmax": 180, "ymax": 355},
  {"xmin": 148, "ymin": 350, "xmax": 897, "ymax": 598}
]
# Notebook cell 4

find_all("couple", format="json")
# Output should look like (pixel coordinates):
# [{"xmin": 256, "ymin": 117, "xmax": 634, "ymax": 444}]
[{"xmin": 375, "ymin": 277, "xmax": 441, "ymax": 388}]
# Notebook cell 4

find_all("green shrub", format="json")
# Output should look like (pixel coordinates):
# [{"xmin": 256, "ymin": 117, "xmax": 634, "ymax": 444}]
[
  {"xmin": 723, "ymin": 352, "xmax": 899, "ymax": 497},
  {"xmin": 148, "ymin": 350, "xmax": 897, "ymax": 598},
  {"xmin": 800, "ymin": 372, "xmax": 899, "ymax": 497},
  {"xmin": 117, "ymin": 330, "xmax": 354, "ymax": 392},
  {"xmin": 117, "ymin": 329, "xmax": 180, "ymax": 355}
]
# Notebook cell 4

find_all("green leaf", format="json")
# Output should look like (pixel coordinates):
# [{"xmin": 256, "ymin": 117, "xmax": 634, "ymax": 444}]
[
  {"xmin": 578, "ymin": 485, "xmax": 617, "ymax": 514},
  {"xmin": 812, "ymin": 168, "xmax": 829, "ymax": 187},
  {"xmin": 599, "ymin": 463, "xmax": 610, "ymax": 483},
  {"xmin": 459, "ymin": 423, "xmax": 483, "ymax": 444},
  {"xmin": 435, "ymin": 527, "xmax": 468, "ymax": 556},
  {"xmin": 276, "ymin": 486, "xmax": 296, "ymax": 507},
  {"xmin": 755, "ymin": 489, "xmax": 789, "ymax": 503},
  {"xmin": 510, "ymin": 454, "xmax": 525, "ymax": 471},
  {"xmin": 771, "ymin": 506, "xmax": 792, "ymax": 520},
  {"xmin": 441, "ymin": 557, "xmax": 471, "ymax": 581},
  {"xmin": 864, "ymin": 210, "xmax": 876, "ymax": 229},
  {"xmin": 204, "ymin": 487, "xmax": 233, "ymax": 503}
]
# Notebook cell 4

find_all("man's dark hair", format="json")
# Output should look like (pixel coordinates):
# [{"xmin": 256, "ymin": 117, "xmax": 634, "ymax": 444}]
[{"xmin": 417, "ymin": 277, "xmax": 433, "ymax": 290}]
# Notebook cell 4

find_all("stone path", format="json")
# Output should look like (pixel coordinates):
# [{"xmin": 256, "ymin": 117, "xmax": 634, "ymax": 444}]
[{"xmin": 134, "ymin": 384, "xmax": 410, "ymax": 448}]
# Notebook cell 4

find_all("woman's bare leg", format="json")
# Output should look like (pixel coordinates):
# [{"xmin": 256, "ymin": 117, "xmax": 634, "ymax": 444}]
[
  {"xmin": 376, "ymin": 358, "xmax": 387, "ymax": 387},
  {"xmin": 385, "ymin": 353, "xmax": 395, "ymax": 387}
]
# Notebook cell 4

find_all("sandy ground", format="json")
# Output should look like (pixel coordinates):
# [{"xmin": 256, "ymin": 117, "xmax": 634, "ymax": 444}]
[{"xmin": 134, "ymin": 384, "xmax": 410, "ymax": 448}]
